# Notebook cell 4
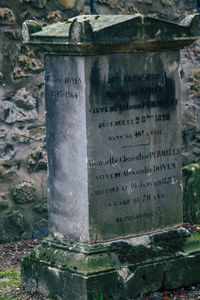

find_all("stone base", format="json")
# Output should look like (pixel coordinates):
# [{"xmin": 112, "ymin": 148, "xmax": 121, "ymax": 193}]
[{"xmin": 21, "ymin": 227, "xmax": 200, "ymax": 300}]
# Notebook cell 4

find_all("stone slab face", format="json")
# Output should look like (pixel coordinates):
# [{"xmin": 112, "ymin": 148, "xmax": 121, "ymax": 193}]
[
  {"xmin": 45, "ymin": 51, "xmax": 182, "ymax": 243},
  {"xmin": 45, "ymin": 55, "xmax": 89, "ymax": 242},
  {"xmin": 87, "ymin": 52, "xmax": 182, "ymax": 241}
]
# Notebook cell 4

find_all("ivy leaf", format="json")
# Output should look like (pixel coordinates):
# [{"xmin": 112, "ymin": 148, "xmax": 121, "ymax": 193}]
[
  {"xmin": 87, "ymin": 291, "xmax": 94, "ymax": 300},
  {"xmin": 97, "ymin": 292, "xmax": 104, "ymax": 300}
]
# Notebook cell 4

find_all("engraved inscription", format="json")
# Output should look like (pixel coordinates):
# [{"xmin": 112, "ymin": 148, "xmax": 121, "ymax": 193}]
[
  {"xmin": 88, "ymin": 148, "xmax": 180, "ymax": 168},
  {"xmin": 98, "ymin": 114, "xmax": 170, "ymax": 129},
  {"xmin": 45, "ymin": 53, "xmax": 183, "ymax": 241},
  {"xmin": 87, "ymin": 53, "xmax": 182, "ymax": 240},
  {"xmin": 107, "ymin": 73, "xmax": 161, "ymax": 83},
  {"xmin": 45, "ymin": 74, "xmax": 82, "ymax": 100},
  {"xmin": 108, "ymin": 130, "xmax": 162, "ymax": 142},
  {"xmin": 51, "ymin": 90, "xmax": 79, "ymax": 99},
  {"xmin": 116, "ymin": 211, "xmax": 160, "ymax": 224},
  {"xmin": 88, "ymin": 100, "xmax": 177, "ymax": 113},
  {"xmin": 95, "ymin": 162, "xmax": 176, "ymax": 181},
  {"xmin": 45, "ymin": 74, "xmax": 82, "ymax": 84}
]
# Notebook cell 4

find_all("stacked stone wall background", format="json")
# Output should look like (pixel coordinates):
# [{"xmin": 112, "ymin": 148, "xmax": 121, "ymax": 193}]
[{"xmin": 0, "ymin": 0, "xmax": 199, "ymax": 242}]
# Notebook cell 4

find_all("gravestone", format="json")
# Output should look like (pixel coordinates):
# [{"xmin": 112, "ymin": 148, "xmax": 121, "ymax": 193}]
[
  {"xmin": 21, "ymin": 15, "xmax": 200, "ymax": 300},
  {"xmin": 45, "ymin": 52, "xmax": 182, "ymax": 243}
]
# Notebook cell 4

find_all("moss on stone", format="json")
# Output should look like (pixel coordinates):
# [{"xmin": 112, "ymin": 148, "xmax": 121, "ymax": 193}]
[
  {"xmin": 109, "ymin": 242, "xmax": 157, "ymax": 264},
  {"xmin": 0, "ymin": 200, "xmax": 9, "ymax": 210},
  {"xmin": 192, "ymin": 232, "xmax": 200, "ymax": 240},
  {"xmin": 21, "ymin": 232, "xmax": 200, "ymax": 299},
  {"xmin": 32, "ymin": 198, "xmax": 48, "ymax": 213},
  {"xmin": 150, "ymin": 228, "xmax": 189, "ymax": 253},
  {"xmin": 0, "ymin": 194, "xmax": 10, "ymax": 210},
  {"xmin": 182, "ymin": 235, "xmax": 200, "ymax": 253},
  {"xmin": 11, "ymin": 181, "xmax": 38, "ymax": 204},
  {"xmin": 7, "ymin": 208, "xmax": 24, "ymax": 229},
  {"xmin": 21, "ymin": 228, "xmax": 194, "ymax": 281}
]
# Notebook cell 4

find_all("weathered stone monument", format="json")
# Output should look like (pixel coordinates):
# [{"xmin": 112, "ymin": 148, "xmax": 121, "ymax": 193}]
[{"xmin": 21, "ymin": 15, "xmax": 200, "ymax": 299}]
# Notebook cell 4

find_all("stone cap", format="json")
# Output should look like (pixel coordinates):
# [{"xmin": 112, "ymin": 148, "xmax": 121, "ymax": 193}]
[{"xmin": 22, "ymin": 14, "xmax": 200, "ymax": 55}]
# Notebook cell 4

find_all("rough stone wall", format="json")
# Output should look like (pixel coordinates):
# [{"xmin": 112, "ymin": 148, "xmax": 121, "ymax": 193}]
[
  {"xmin": 181, "ymin": 45, "xmax": 200, "ymax": 165},
  {"xmin": 0, "ymin": 0, "xmax": 199, "ymax": 242},
  {"xmin": 94, "ymin": 0, "xmax": 196, "ymax": 20}
]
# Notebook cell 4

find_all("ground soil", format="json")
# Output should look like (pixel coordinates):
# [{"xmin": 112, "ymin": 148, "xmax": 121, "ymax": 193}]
[{"xmin": 0, "ymin": 238, "xmax": 49, "ymax": 300}]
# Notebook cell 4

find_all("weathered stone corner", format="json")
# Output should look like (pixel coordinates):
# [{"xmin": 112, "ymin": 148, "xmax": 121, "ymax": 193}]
[
  {"xmin": 22, "ymin": 20, "xmax": 42, "ymax": 43},
  {"xmin": 69, "ymin": 18, "xmax": 93, "ymax": 43},
  {"xmin": 180, "ymin": 13, "xmax": 200, "ymax": 36}
]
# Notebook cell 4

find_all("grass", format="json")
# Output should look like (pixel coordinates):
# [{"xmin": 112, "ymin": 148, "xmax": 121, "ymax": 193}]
[
  {"xmin": 0, "ymin": 297, "xmax": 18, "ymax": 300},
  {"xmin": 0, "ymin": 268, "xmax": 21, "ymax": 300},
  {"xmin": 0, "ymin": 269, "xmax": 20, "ymax": 279}
]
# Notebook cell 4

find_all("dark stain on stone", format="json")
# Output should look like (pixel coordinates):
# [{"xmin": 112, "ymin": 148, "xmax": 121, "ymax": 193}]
[{"xmin": 89, "ymin": 58, "xmax": 102, "ymax": 107}]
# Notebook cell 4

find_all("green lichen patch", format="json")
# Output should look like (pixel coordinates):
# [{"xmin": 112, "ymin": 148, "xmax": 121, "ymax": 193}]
[
  {"xmin": 21, "ymin": 232, "xmax": 200, "ymax": 299},
  {"xmin": 23, "ymin": 242, "xmax": 114, "ymax": 275},
  {"xmin": 22, "ymin": 228, "xmax": 197, "ymax": 280},
  {"xmin": 11, "ymin": 182, "xmax": 38, "ymax": 204}
]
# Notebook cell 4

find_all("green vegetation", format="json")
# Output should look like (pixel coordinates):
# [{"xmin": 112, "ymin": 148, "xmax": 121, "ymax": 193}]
[
  {"xmin": 0, "ymin": 201, "xmax": 9, "ymax": 210},
  {"xmin": 11, "ymin": 181, "xmax": 37, "ymax": 204},
  {"xmin": 183, "ymin": 163, "xmax": 200, "ymax": 223},
  {"xmin": 192, "ymin": 231, "xmax": 200, "ymax": 240},
  {"xmin": 0, "ymin": 268, "xmax": 19, "ymax": 279},
  {"xmin": 87, "ymin": 291, "xmax": 103, "ymax": 300},
  {"xmin": 0, "ymin": 296, "xmax": 18, "ymax": 300},
  {"xmin": 0, "ymin": 268, "xmax": 21, "ymax": 300}
]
